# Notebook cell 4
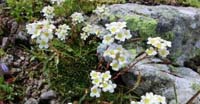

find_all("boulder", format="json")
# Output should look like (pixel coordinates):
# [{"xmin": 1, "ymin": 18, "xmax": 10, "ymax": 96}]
[
  {"xmin": 95, "ymin": 3, "xmax": 200, "ymax": 66},
  {"xmin": 122, "ymin": 58, "xmax": 200, "ymax": 104}
]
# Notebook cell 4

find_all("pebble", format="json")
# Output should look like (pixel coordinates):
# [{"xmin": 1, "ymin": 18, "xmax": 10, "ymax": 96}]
[
  {"xmin": 24, "ymin": 98, "xmax": 38, "ymax": 104},
  {"xmin": 40, "ymin": 90, "xmax": 57, "ymax": 100}
]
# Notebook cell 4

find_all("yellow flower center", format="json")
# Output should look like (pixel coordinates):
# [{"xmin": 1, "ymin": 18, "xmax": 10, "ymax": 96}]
[{"xmin": 144, "ymin": 98, "xmax": 150, "ymax": 104}]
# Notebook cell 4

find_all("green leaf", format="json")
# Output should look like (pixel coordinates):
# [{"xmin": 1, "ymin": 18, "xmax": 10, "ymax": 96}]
[{"xmin": 0, "ymin": 77, "xmax": 4, "ymax": 84}]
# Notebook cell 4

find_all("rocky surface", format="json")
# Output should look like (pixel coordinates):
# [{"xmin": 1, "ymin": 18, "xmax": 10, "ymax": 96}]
[
  {"xmin": 122, "ymin": 58, "xmax": 200, "ymax": 104},
  {"xmin": 98, "ymin": 3, "xmax": 200, "ymax": 66}
]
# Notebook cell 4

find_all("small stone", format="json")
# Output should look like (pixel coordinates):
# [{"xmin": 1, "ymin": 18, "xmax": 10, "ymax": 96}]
[
  {"xmin": 26, "ymin": 86, "xmax": 31, "ymax": 95},
  {"xmin": 31, "ymin": 91, "xmax": 38, "ymax": 97},
  {"xmin": 37, "ymin": 80, "xmax": 43, "ymax": 89},
  {"xmin": 50, "ymin": 100, "xmax": 59, "ymax": 104},
  {"xmin": 10, "ymin": 68, "xmax": 21, "ymax": 73},
  {"xmin": 24, "ymin": 98, "xmax": 38, "ymax": 104},
  {"xmin": 40, "ymin": 90, "xmax": 57, "ymax": 100},
  {"xmin": 20, "ymin": 56, "xmax": 25, "ymax": 60}
]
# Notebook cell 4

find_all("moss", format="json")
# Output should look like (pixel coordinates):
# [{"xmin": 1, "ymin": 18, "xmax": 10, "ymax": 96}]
[
  {"xmin": 160, "ymin": 31, "xmax": 175, "ymax": 41},
  {"xmin": 180, "ymin": 0, "xmax": 200, "ymax": 7},
  {"xmin": 191, "ymin": 83, "xmax": 200, "ymax": 91},
  {"xmin": 44, "ymin": 39, "xmax": 99, "ymax": 101},
  {"xmin": 124, "ymin": 15, "xmax": 158, "ymax": 39}
]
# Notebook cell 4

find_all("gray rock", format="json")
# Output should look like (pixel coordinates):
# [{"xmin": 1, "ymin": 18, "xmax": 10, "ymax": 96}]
[
  {"xmin": 94, "ymin": 3, "xmax": 200, "ymax": 66},
  {"xmin": 24, "ymin": 98, "xmax": 38, "ymax": 104},
  {"xmin": 122, "ymin": 58, "xmax": 200, "ymax": 104},
  {"xmin": 40, "ymin": 90, "xmax": 57, "ymax": 100}
]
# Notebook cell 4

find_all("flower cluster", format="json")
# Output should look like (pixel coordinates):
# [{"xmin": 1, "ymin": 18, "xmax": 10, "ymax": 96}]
[
  {"xmin": 50, "ymin": 0, "xmax": 65, "ymax": 5},
  {"xmin": 93, "ymin": 5, "xmax": 110, "ymax": 19},
  {"xmin": 55, "ymin": 24, "xmax": 71, "ymax": 40},
  {"xmin": 131, "ymin": 92, "xmax": 166, "ymax": 104},
  {"xmin": 81, "ymin": 24, "xmax": 106, "ymax": 40},
  {"xmin": 103, "ymin": 44, "xmax": 132, "ymax": 71},
  {"xmin": 70, "ymin": 12, "xmax": 85, "ymax": 25},
  {"xmin": 41, "ymin": 5, "xmax": 55, "ymax": 19},
  {"xmin": 90, "ymin": 71, "xmax": 117, "ymax": 98},
  {"xmin": 103, "ymin": 22, "xmax": 132, "ymax": 44},
  {"xmin": 26, "ymin": 4, "xmax": 71, "ymax": 49},
  {"xmin": 26, "ymin": 20, "xmax": 56, "ymax": 49},
  {"xmin": 145, "ymin": 37, "xmax": 171, "ymax": 57},
  {"xmin": 93, "ymin": 21, "xmax": 133, "ymax": 71}
]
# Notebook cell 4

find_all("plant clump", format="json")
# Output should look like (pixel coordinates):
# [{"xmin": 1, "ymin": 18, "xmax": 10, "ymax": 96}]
[{"xmin": 24, "ymin": 2, "xmax": 173, "ymax": 103}]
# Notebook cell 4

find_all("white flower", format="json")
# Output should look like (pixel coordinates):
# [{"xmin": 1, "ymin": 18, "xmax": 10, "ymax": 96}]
[
  {"xmin": 147, "ymin": 37, "xmax": 169, "ymax": 49},
  {"xmin": 90, "ymin": 70, "xmax": 101, "ymax": 79},
  {"xmin": 55, "ymin": 24, "xmax": 71, "ymax": 40},
  {"xmin": 93, "ymin": 5, "xmax": 107, "ymax": 14},
  {"xmin": 26, "ymin": 23, "xmax": 34, "ymax": 35},
  {"xmin": 101, "ymin": 71, "xmax": 111, "ymax": 81},
  {"xmin": 141, "ymin": 92, "xmax": 155, "ymax": 104},
  {"xmin": 36, "ymin": 38, "xmax": 49, "ymax": 49},
  {"xmin": 103, "ymin": 49, "xmax": 118, "ymax": 59},
  {"xmin": 89, "ymin": 25, "xmax": 103, "ymax": 37},
  {"xmin": 116, "ymin": 22, "xmax": 126, "ymax": 29},
  {"xmin": 70, "ymin": 12, "xmax": 84, "ymax": 24},
  {"xmin": 154, "ymin": 95, "xmax": 166, "ymax": 104},
  {"xmin": 26, "ymin": 20, "xmax": 55, "ymax": 39},
  {"xmin": 40, "ymin": 30, "xmax": 54, "ymax": 41},
  {"xmin": 82, "ymin": 24, "xmax": 92, "ymax": 33},
  {"xmin": 154, "ymin": 42, "xmax": 166, "ymax": 49},
  {"xmin": 26, "ymin": 22, "xmax": 42, "ymax": 39},
  {"xmin": 99, "ymin": 80, "xmax": 116, "ymax": 93},
  {"xmin": 123, "ymin": 29, "xmax": 132, "ymax": 39},
  {"xmin": 103, "ymin": 35, "xmax": 114, "ymax": 45},
  {"xmin": 90, "ymin": 86, "xmax": 101, "ymax": 98},
  {"xmin": 115, "ymin": 31, "xmax": 126, "ymax": 42},
  {"xmin": 41, "ymin": 6, "xmax": 55, "ymax": 19},
  {"xmin": 80, "ymin": 33, "xmax": 89, "ymax": 40},
  {"xmin": 158, "ymin": 49, "xmax": 169, "ymax": 58},
  {"xmin": 162, "ymin": 40, "xmax": 172, "ymax": 47},
  {"xmin": 105, "ymin": 22, "xmax": 123, "ymax": 34},
  {"xmin": 93, "ymin": 5, "xmax": 109, "ymax": 19},
  {"xmin": 117, "ymin": 54, "xmax": 128, "ymax": 65},
  {"xmin": 40, "ymin": 21, "xmax": 55, "ymax": 41},
  {"xmin": 130, "ymin": 92, "xmax": 167, "ymax": 104},
  {"xmin": 147, "ymin": 37, "xmax": 160, "ymax": 46},
  {"xmin": 115, "ymin": 45, "xmax": 123, "ymax": 53},
  {"xmin": 100, "ymin": 81, "xmax": 112, "ymax": 92},
  {"xmin": 92, "ymin": 78, "xmax": 102, "ymax": 86},
  {"xmin": 131, "ymin": 101, "xmax": 141, "ymax": 104},
  {"xmin": 110, "ymin": 60, "xmax": 121, "ymax": 71},
  {"xmin": 108, "ymin": 82, "xmax": 117, "ymax": 93},
  {"xmin": 50, "ymin": 0, "xmax": 65, "ymax": 5},
  {"xmin": 145, "ymin": 47, "xmax": 157, "ymax": 56},
  {"xmin": 82, "ymin": 24, "xmax": 105, "ymax": 38}
]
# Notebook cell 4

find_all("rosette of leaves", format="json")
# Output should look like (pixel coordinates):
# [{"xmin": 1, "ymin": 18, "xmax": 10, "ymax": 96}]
[{"xmin": 6, "ymin": 0, "xmax": 47, "ymax": 22}]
